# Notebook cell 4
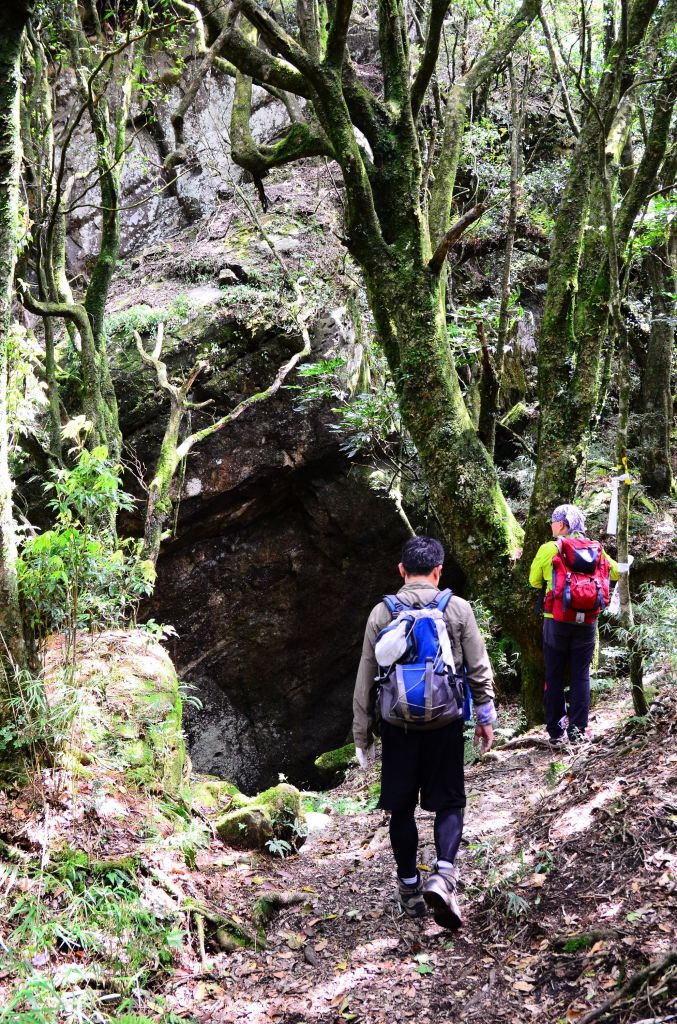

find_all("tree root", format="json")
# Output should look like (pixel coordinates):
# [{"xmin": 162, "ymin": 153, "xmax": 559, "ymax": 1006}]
[
  {"xmin": 252, "ymin": 890, "xmax": 306, "ymax": 929},
  {"xmin": 577, "ymin": 950, "xmax": 677, "ymax": 1024},
  {"xmin": 195, "ymin": 911, "xmax": 208, "ymax": 970},
  {"xmin": 500, "ymin": 735, "xmax": 554, "ymax": 750},
  {"xmin": 147, "ymin": 865, "xmax": 263, "ymax": 951}
]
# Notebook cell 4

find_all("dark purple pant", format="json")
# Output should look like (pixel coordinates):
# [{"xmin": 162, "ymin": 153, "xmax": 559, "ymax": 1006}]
[{"xmin": 543, "ymin": 618, "xmax": 597, "ymax": 739}]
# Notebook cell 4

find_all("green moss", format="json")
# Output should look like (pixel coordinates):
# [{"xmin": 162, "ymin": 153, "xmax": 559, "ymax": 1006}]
[
  {"xmin": 122, "ymin": 738, "xmax": 155, "ymax": 767},
  {"xmin": 216, "ymin": 805, "xmax": 273, "ymax": 849},
  {"xmin": 191, "ymin": 777, "xmax": 240, "ymax": 811},
  {"xmin": 48, "ymin": 631, "xmax": 188, "ymax": 799},
  {"xmin": 90, "ymin": 855, "xmax": 139, "ymax": 876},
  {"xmin": 314, "ymin": 742, "xmax": 356, "ymax": 784},
  {"xmin": 562, "ymin": 932, "xmax": 604, "ymax": 953},
  {"xmin": 215, "ymin": 924, "xmax": 256, "ymax": 952},
  {"xmin": 214, "ymin": 782, "xmax": 304, "ymax": 852}
]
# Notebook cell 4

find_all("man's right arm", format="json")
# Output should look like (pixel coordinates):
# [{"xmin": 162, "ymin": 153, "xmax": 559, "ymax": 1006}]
[{"xmin": 352, "ymin": 609, "xmax": 382, "ymax": 751}]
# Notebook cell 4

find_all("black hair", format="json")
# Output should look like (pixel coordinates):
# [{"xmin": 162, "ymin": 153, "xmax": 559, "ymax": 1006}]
[{"xmin": 400, "ymin": 536, "xmax": 445, "ymax": 575}]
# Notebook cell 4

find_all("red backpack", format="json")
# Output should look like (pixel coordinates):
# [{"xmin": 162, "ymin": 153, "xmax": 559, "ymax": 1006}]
[{"xmin": 543, "ymin": 537, "xmax": 611, "ymax": 624}]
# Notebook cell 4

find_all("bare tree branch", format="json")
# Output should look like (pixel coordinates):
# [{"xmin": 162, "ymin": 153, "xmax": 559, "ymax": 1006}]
[
  {"xmin": 428, "ymin": 203, "xmax": 487, "ymax": 273},
  {"xmin": 616, "ymin": 55, "xmax": 677, "ymax": 246},
  {"xmin": 167, "ymin": 18, "xmax": 232, "ymax": 168},
  {"xmin": 539, "ymin": 10, "xmax": 580, "ymax": 136},
  {"xmin": 428, "ymin": 0, "xmax": 541, "ymax": 246}
]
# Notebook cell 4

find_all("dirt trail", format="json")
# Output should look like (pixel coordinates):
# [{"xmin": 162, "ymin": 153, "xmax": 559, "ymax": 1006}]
[{"xmin": 167, "ymin": 694, "xmax": 677, "ymax": 1024}]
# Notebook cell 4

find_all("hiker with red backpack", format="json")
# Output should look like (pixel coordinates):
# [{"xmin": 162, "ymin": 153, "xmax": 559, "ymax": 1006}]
[
  {"xmin": 352, "ymin": 536, "xmax": 496, "ymax": 929},
  {"xmin": 529, "ymin": 504, "xmax": 619, "ymax": 747}
]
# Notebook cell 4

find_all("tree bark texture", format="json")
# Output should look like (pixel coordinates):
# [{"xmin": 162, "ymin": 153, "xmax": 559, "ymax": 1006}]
[
  {"xmin": 478, "ymin": 61, "xmax": 523, "ymax": 455},
  {"xmin": 362, "ymin": 262, "xmax": 524, "ymax": 607},
  {"xmin": 640, "ymin": 232, "xmax": 676, "ymax": 496},
  {"xmin": 0, "ymin": 1, "xmax": 29, "ymax": 681},
  {"xmin": 523, "ymin": 0, "xmax": 667, "ymax": 571}
]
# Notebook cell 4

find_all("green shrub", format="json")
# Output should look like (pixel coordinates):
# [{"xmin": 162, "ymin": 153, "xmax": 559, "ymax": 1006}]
[
  {"xmin": 615, "ymin": 584, "xmax": 677, "ymax": 677},
  {"xmin": 17, "ymin": 446, "xmax": 155, "ymax": 652}
]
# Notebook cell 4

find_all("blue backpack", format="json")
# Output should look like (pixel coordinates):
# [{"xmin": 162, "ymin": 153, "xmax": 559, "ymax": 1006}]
[{"xmin": 374, "ymin": 589, "xmax": 472, "ymax": 729}]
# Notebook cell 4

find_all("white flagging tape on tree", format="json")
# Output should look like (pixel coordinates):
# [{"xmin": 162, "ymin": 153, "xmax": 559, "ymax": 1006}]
[
  {"xmin": 607, "ymin": 477, "xmax": 621, "ymax": 535},
  {"xmin": 606, "ymin": 471, "xmax": 630, "ymax": 536},
  {"xmin": 606, "ymin": 464, "xmax": 633, "ymax": 615},
  {"xmin": 608, "ymin": 555, "xmax": 634, "ymax": 616}
]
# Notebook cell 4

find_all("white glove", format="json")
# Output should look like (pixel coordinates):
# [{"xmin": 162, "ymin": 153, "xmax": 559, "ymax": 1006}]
[{"xmin": 355, "ymin": 743, "xmax": 375, "ymax": 770}]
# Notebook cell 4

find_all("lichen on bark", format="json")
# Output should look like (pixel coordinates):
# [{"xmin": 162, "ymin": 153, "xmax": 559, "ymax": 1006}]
[{"xmin": 0, "ymin": 1, "xmax": 30, "ymax": 688}]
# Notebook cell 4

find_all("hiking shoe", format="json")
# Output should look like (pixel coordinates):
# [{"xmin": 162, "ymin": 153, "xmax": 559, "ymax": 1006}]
[
  {"xmin": 549, "ymin": 734, "xmax": 566, "ymax": 749},
  {"xmin": 422, "ymin": 864, "xmax": 462, "ymax": 930},
  {"xmin": 396, "ymin": 874, "xmax": 427, "ymax": 919}
]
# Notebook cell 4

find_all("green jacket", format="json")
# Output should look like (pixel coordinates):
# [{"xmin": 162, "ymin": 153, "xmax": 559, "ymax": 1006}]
[
  {"xmin": 529, "ymin": 535, "xmax": 619, "ymax": 619},
  {"xmin": 352, "ymin": 582, "xmax": 495, "ymax": 750}
]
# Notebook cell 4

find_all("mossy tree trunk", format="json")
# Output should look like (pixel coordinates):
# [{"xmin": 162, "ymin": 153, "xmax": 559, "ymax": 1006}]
[
  {"xmin": 478, "ymin": 59, "xmax": 524, "ymax": 456},
  {"xmin": 640, "ymin": 226, "xmax": 676, "ymax": 497},
  {"xmin": 599, "ymin": 110, "xmax": 649, "ymax": 717},
  {"xmin": 523, "ymin": 0, "xmax": 669, "ymax": 567},
  {"xmin": 362, "ymin": 263, "xmax": 524, "ymax": 602},
  {"xmin": 210, "ymin": 0, "xmax": 534, "ymax": 599},
  {"xmin": 64, "ymin": 0, "xmax": 148, "ymax": 464},
  {"xmin": 616, "ymin": 341, "xmax": 647, "ymax": 716},
  {"xmin": 517, "ymin": 12, "xmax": 675, "ymax": 719},
  {"xmin": 19, "ymin": 27, "xmax": 111, "ymax": 455},
  {"xmin": 0, "ymin": 0, "xmax": 30, "ymax": 695},
  {"xmin": 19, "ymin": 1, "xmax": 150, "ymax": 466},
  {"xmin": 20, "ymin": 30, "xmax": 63, "ymax": 463}
]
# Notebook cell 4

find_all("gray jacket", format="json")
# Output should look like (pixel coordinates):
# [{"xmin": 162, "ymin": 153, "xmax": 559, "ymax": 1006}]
[{"xmin": 352, "ymin": 582, "xmax": 496, "ymax": 750}]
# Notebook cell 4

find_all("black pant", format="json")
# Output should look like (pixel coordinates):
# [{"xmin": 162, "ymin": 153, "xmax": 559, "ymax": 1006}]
[
  {"xmin": 543, "ymin": 618, "xmax": 597, "ymax": 738},
  {"xmin": 379, "ymin": 719, "xmax": 466, "ymax": 878},
  {"xmin": 378, "ymin": 719, "xmax": 466, "ymax": 812},
  {"xmin": 389, "ymin": 806, "xmax": 464, "ymax": 878}
]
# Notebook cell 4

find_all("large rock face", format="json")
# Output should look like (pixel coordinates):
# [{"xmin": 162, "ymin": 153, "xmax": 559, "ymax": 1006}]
[
  {"xmin": 140, "ymin": 393, "xmax": 406, "ymax": 793},
  {"xmin": 110, "ymin": 243, "xmax": 408, "ymax": 792}
]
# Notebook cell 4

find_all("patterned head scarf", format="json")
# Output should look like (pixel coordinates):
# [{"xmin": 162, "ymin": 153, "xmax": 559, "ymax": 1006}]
[{"xmin": 551, "ymin": 503, "xmax": 586, "ymax": 535}]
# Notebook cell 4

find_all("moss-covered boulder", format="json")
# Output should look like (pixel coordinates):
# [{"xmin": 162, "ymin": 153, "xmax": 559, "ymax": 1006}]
[
  {"xmin": 214, "ymin": 782, "xmax": 304, "ymax": 852},
  {"xmin": 191, "ymin": 776, "xmax": 240, "ymax": 813},
  {"xmin": 314, "ymin": 742, "xmax": 356, "ymax": 785},
  {"xmin": 45, "ymin": 629, "xmax": 188, "ymax": 798}
]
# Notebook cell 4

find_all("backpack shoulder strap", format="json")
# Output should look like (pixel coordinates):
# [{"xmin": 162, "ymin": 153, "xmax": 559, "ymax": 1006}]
[
  {"xmin": 383, "ymin": 594, "xmax": 408, "ymax": 615},
  {"xmin": 429, "ymin": 588, "xmax": 454, "ymax": 612}
]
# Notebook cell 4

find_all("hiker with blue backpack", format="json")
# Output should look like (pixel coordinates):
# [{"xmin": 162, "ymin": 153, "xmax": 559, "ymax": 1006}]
[
  {"xmin": 529, "ymin": 504, "xmax": 619, "ymax": 747},
  {"xmin": 352, "ymin": 536, "xmax": 497, "ymax": 929}
]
